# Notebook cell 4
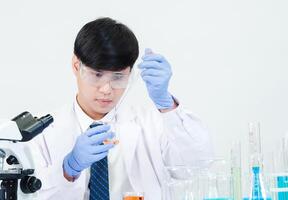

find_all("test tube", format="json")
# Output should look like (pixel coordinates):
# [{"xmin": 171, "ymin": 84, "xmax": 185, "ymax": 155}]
[
  {"xmin": 283, "ymin": 136, "xmax": 288, "ymax": 171},
  {"xmin": 231, "ymin": 141, "xmax": 242, "ymax": 200},
  {"xmin": 248, "ymin": 122, "xmax": 262, "ymax": 168}
]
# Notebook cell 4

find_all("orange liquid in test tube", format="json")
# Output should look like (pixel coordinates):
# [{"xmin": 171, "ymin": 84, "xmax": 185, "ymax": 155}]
[
  {"xmin": 123, "ymin": 197, "xmax": 143, "ymax": 200},
  {"xmin": 123, "ymin": 192, "xmax": 144, "ymax": 200}
]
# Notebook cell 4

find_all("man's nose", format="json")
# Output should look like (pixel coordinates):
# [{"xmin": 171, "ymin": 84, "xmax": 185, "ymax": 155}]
[{"xmin": 98, "ymin": 81, "xmax": 112, "ymax": 94}]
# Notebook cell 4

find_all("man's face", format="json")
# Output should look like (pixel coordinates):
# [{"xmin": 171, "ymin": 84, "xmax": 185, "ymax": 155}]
[{"xmin": 72, "ymin": 55, "xmax": 131, "ymax": 119}]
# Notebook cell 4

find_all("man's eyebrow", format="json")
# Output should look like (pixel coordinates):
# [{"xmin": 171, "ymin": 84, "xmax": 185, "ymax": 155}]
[
  {"xmin": 113, "ymin": 72, "xmax": 125, "ymax": 74},
  {"xmin": 90, "ymin": 69, "xmax": 103, "ymax": 73}
]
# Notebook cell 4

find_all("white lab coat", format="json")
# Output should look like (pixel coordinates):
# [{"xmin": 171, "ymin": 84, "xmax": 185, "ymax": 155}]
[{"xmin": 29, "ymin": 99, "xmax": 213, "ymax": 200}]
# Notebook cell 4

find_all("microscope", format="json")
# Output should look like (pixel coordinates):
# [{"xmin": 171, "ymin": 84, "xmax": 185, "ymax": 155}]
[{"xmin": 0, "ymin": 111, "xmax": 53, "ymax": 200}]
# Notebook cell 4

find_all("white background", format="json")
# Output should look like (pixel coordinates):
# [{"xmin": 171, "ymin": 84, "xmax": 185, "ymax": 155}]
[{"xmin": 0, "ymin": 0, "xmax": 287, "ymax": 165}]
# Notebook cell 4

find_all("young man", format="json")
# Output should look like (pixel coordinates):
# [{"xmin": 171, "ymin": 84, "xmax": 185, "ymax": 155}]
[{"xmin": 31, "ymin": 17, "xmax": 213, "ymax": 200}]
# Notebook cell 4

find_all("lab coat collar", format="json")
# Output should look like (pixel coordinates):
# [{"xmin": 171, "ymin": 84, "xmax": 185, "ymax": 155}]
[{"xmin": 73, "ymin": 97, "xmax": 116, "ymax": 132}]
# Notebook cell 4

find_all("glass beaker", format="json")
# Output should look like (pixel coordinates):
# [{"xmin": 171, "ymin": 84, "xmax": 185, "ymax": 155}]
[
  {"xmin": 164, "ymin": 159, "xmax": 232, "ymax": 200},
  {"xmin": 123, "ymin": 192, "xmax": 144, "ymax": 200},
  {"xmin": 164, "ymin": 165, "xmax": 200, "ymax": 200},
  {"xmin": 265, "ymin": 138, "xmax": 288, "ymax": 200},
  {"xmin": 199, "ymin": 159, "xmax": 232, "ymax": 200},
  {"xmin": 200, "ymin": 171, "xmax": 232, "ymax": 200}
]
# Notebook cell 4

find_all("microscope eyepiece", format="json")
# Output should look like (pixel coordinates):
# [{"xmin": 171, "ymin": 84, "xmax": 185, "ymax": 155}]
[
  {"xmin": 39, "ymin": 114, "xmax": 54, "ymax": 130},
  {"xmin": 12, "ymin": 112, "xmax": 54, "ymax": 142}
]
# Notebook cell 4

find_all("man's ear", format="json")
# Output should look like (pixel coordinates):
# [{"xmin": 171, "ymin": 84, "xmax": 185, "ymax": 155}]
[{"xmin": 72, "ymin": 54, "xmax": 80, "ymax": 75}]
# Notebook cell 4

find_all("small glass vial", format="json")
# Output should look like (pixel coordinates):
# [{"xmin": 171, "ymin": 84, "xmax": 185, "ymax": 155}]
[{"xmin": 123, "ymin": 192, "xmax": 144, "ymax": 200}]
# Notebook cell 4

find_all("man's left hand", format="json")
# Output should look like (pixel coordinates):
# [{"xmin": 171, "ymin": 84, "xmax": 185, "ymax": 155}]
[{"xmin": 138, "ymin": 48, "xmax": 174, "ymax": 110}]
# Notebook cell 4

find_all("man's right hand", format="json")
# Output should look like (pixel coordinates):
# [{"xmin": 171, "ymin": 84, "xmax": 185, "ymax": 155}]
[{"xmin": 63, "ymin": 124, "xmax": 115, "ymax": 178}]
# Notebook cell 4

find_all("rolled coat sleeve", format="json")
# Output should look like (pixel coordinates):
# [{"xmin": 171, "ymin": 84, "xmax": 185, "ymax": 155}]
[{"xmin": 159, "ymin": 104, "xmax": 214, "ymax": 167}]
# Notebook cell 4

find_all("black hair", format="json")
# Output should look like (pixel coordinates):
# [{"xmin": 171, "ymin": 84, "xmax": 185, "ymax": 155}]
[{"xmin": 74, "ymin": 17, "xmax": 139, "ymax": 71}]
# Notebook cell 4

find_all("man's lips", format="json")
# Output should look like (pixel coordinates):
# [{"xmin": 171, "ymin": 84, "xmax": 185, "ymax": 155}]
[{"xmin": 96, "ymin": 99, "xmax": 113, "ymax": 105}]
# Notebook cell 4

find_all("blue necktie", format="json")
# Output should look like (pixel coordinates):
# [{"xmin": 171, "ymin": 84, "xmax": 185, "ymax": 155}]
[{"xmin": 89, "ymin": 122, "xmax": 110, "ymax": 200}]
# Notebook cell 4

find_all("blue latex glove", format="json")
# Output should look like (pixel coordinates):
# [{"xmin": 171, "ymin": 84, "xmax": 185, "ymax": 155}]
[
  {"xmin": 63, "ymin": 124, "xmax": 115, "ymax": 177},
  {"xmin": 138, "ymin": 48, "xmax": 174, "ymax": 109}
]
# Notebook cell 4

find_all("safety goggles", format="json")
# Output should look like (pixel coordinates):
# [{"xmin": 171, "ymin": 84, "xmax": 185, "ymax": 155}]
[{"xmin": 79, "ymin": 62, "xmax": 131, "ymax": 89}]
